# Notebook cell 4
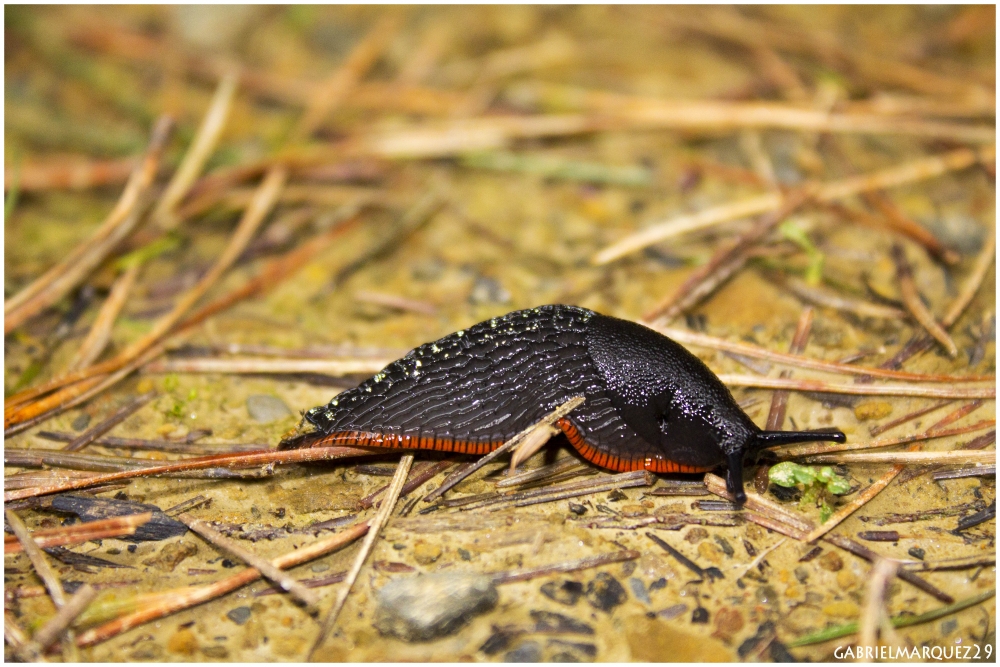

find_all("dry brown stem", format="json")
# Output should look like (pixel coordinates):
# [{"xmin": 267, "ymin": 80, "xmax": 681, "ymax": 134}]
[
  {"xmin": 308, "ymin": 454, "xmax": 414, "ymax": 659},
  {"xmin": 177, "ymin": 513, "xmax": 320, "ymax": 612},
  {"xmin": 4, "ymin": 116, "xmax": 174, "ymax": 333},
  {"xmin": 152, "ymin": 72, "xmax": 239, "ymax": 230},
  {"xmin": 765, "ymin": 308, "xmax": 814, "ymax": 430},
  {"xmin": 143, "ymin": 357, "xmax": 392, "ymax": 376},
  {"xmin": 4, "ymin": 156, "xmax": 137, "ymax": 192},
  {"xmin": 3, "ymin": 513, "xmax": 152, "ymax": 554},
  {"xmin": 715, "ymin": 374, "xmax": 994, "ymax": 399},
  {"xmin": 594, "ymin": 146, "xmax": 994, "ymax": 264},
  {"xmin": 3, "ymin": 445, "xmax": 386, "ymax": 502},
  {"xmin": 779, "ymin": 275, "xmax": 906, "ymax": 319},
  {"xmin": 75, "ymin": 521, "xmax": 371, "ymax": 647},
  {"xmin": 66, "ymin": 264, "xmax": 141, "ymax": 372},
  {"xmin": 892, "ymin": 243, "xmax": 958, "ymax": 357},
  {"xmin": 648, "ymin": 324, "xmax": 992, "ymax": 383}
]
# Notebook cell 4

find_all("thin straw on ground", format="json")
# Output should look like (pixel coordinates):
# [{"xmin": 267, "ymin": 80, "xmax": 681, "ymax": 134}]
[
  {"xmin": 151, "ymin": 72, "xmax": 238, "ymax": 230},
  {"xmin": 177, "ymin": 513, "xmax": 320, "ymax": 613},
  {"xmin": 714, "ymin": 375, "xmax": 994, "ymax": 399},
  {"xmin": 646, "ymin": 324, "xmax": 992, "ymax": 383},
  {"xmin": 593, "ymin": 146, "xmax": 994, "ymax": 264},
  {"xmin": 15, "ymin": 584, "xmax": 98, "ymax": 661},
  {"xmin": 66, "ymin": 263, "xmax": 141, "ymax": 372},
  {"xmin": 892, "ymin": 243, "xmax": 957, "ymax": 357},
  {"xmin": 765, "ymin": 308, "xmax": 813, "ymax": 430},
  {"xmin": 76, "ymin": 520, "xmax": 371, "ymax": 647},
  {"xmin": 62, "ymin": 390, "xmax": 156, "ymax": 451},
  {"xmin": 308, "ymin": 454, "xmax": 414, "ymax": 659}
]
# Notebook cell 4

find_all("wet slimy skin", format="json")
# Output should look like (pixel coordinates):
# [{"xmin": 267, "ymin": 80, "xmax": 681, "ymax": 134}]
[{"xmin": 283, "ymin": 305, "xmax": 845, "ymax": 502}]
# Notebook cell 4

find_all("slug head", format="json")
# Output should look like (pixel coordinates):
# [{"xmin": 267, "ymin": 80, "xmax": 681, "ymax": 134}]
[{"xmin": 584, "ymin": 313, "xmax": 846, "ymax": 504}]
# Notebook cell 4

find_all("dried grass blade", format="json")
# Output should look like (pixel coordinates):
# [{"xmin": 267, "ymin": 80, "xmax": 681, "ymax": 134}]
[
  {"xmin": 714, "ymin": 374, "xmax": 994, "ymax": 399},
  {"xmin": 143, "ymin": 357, "xmax": 392, "ymax": 376},
  {"xmin": 509, "ymin": 423, "xmax": 561, "ymax": 473},
  {"xmin": 647, "ymin": 324, "xmax": 992, "ymax": 383},
  {"xmin": 177, "ymin": 513, "xmax": 320, "ymax": 612},
  {"xmin": 489, "ymin": 550, "xmax": 640, "ymax": 585},
  {"xmin": 66, "ymin": 264, "xmax": 141, "ymax": 372},
  {"xmin": 765, "ymin": 308, "xmax": 813, "ymax": 430},
  {"xmin": 75, "ymin": 520, "xmax": 371, "ymax": 647},
  {"xmin": 802, "ymin": 450, "xmax": 995, "ymax": 466},
  {"xmin": 858, "ymin": 558, "xmax": 900, "ymax": 653},
  {"xmin": 63, "ymin": 390, "xmax": 156, "ymax": 451},
  {"xmin": 892, "ymin": 244, "xmax": 958, "ymax": 357},
  {"xmin": 772, "ymin": 420, "xmax": 995, "ymax": 457},
  {"xmin": 308, "ymin": 454, "xmax": 414, "ymax": 659},
  {"xmin": 644, "ymin": 191, "xmax": 811, "ymax": 322},
  {"xmin": 3, "ymin": 445, "xmax": 386, "ymax": 502},
  {"xmin": 4, "ymin": 513, "xmax": 152, "ymax": 554},
  {"xmin": 869, "ymin": 400, "xmax": 953, "ymax": 436},
  {"xmin": 19, "ymin": 584, "xmax": 98, "ymax": 658},
  {"xmin": 593, "ymin": 146, "xmax": 993, "ymax": 264},
  {"xmin": 779, "ymin": 275, "xmax": 906, "ymax": 319},
  {"xmin": 152, "ymin": 72, "xmax": 238, "ymax": 230},
  {"xmin": 4, "ymin": 116, "xmax": 174, "ymax": 332}
]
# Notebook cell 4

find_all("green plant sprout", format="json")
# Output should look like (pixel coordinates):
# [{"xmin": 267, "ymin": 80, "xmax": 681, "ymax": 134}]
[
  {"xmin": 778, "ymin": 220, "xmax": 825, "ymax": 285},
  {"xmin": 768, "ymin": 461, "xmax": 852, "ymax": 522}
]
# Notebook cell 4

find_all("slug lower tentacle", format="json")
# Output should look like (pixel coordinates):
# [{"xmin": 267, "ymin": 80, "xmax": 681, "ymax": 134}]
[{"xmin": 282, "ymin": 305, "xmax": 846, "ymax": 503}]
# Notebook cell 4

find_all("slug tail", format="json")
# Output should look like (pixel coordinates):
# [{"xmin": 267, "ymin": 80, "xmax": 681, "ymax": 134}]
[{"xmin": 754, "ymin": 428, "xmax": 846, "ymax": 449}]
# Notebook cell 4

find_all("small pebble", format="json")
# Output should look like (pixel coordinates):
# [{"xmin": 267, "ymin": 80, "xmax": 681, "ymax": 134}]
[
  {"xmin": 245, "ymin": 394, "xmax": 292, "ymax": 423},
  {"xmin": 692, "ymin": 607, "xmax": 709, "ymax": 623},
  {"xmin": 628, "ymin": 577, "xmax": 650, "ymax": 605},
  {"xmin": 166, "ymin": 628, "xmax": 198, "ymax": 655},
  {"xmin": 713, "ymin": 535, "xmax": 734, "ymax": 557},
  {"xmin": 568, "ymin": 502, "xmax": 587, "ymax": 515},
  {"xmin": 854, "ymin": 401, "xmax": 893, "ymax": 421},
  {"xmin": 226, "ymin": 606, "xmax": 252, "ymax": 626},
  {"xmin": 908, "ymin": 547, "xmax": 925, "ymax": 560},
  {"xmin": 374, "ymin": 573, "xmax": 498, "ymax": 641},
  {"xmin": 818, "ymin": 552, "xmax": 843, "ymax": 572},
  {"xmin": 71, "ymin": 413, "xmax": 91, "ymax": 431},
  {"xmin": 468, "ymin": 276, "xmax": 511, "ymax": 305},
  {"xmin": 413, "ymin": 541, "xmax": 442, "ymax": 565},
  {"xmin": 585, "ymin": 573, "xmax": 627, "ymax": 612},
  {"xmin": 685, "ymin": 527, "xmax": 709, "ymax": 544},
  {"xmin": 141, "ymin": 540, "xmax": 197, "ymax": 572},
  {"xmin": 503, "ymin": 641, "xmax": 541, "ymax": 663},
  {"xmin": 656, "ymin": 603, "xmax": 687, "ymax": 620},
  {"xmin": 649, "ymin": 577, "xmax": 667, "ymax": 591},
  {"xmin": 541, "ymin": 580, "xmax": 584, "ymax": 606},
  {"xmin": 201, "ymin": 646, "xmax": 228, "ymax": 659}
]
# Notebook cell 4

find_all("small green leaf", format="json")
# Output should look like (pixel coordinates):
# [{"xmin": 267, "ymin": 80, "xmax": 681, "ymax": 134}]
[
  {"xmin": 768, "ymin": 461, "xmax": 802, "ymax": 487},
  {"xmin": 819, "ymin": 501, "xmax": 833, "ymax": 523},
  {"xmin": 826, "ymin": 476, "xmax": 852, "ymax": 495}
]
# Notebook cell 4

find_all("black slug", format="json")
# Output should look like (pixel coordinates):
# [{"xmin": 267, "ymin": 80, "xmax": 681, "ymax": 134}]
[{"xmin": 283, "ymin": 305, "xmax": 845, "ymax": 502}]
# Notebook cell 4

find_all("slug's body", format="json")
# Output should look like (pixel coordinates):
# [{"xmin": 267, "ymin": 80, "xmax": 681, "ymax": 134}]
[{"xmin": 286, "ymin": 305, "xmax": 844, "ymax": 502}]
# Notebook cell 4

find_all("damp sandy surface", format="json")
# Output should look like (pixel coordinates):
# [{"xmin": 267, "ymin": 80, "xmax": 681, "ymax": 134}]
[{"xmin": 4, "ymin": 5, "xmax": 995, "ymax": 662}]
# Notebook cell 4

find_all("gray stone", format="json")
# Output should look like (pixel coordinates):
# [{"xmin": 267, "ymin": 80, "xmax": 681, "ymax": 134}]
[
  {"xmin": 628, "ymin": 577, "xmax": 650, "ymax": 605},
  {"xmin": 504, "ymin": 641, "xmax": 541, "ymax": 662},
  {"xmin": 71, "ymin": 413, "xmax": 91, "ymax": 431},
  {"xmin": 245, "ymin": 395, "xmax": 292, "ymax": 423},
  {"xmin": 226, "ymin": 606, "xmax": 252, "ymax": 626},
  {"xmin": 468, "ymin": 277, "xmax": 511, "ymax": 305},
  {"xmin": 374, "ymin": 573, "xmax": 498, "ymax": 641}
]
